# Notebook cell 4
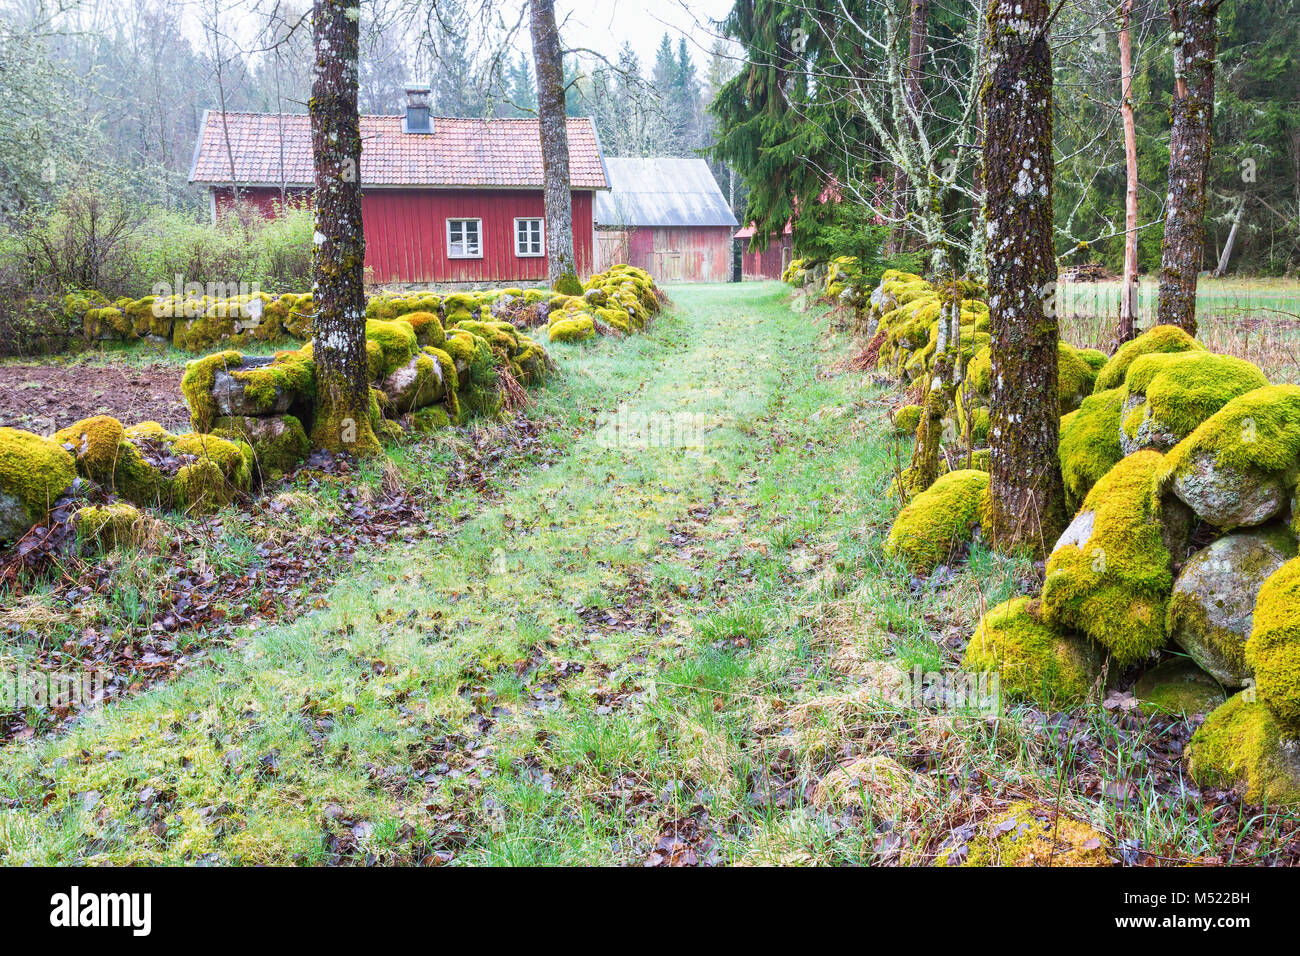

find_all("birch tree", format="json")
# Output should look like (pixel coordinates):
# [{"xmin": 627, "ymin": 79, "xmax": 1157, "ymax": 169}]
[
  {"xmin": 982, "ymin": 0, "xmax": 1065, "ymax": 548},
  {"xmin": 309, "ymin": 0, "xmax": 380, "ymax": 455},
  {"xmin": 529, "ymin": 0, "xmax": 579, "ymax": 291}
]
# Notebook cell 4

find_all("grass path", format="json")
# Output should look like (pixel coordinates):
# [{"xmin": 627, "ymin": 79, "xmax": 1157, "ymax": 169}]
[{"xmin": 0, "ymin": 283, "xmax": 1068, "ymax": 864}]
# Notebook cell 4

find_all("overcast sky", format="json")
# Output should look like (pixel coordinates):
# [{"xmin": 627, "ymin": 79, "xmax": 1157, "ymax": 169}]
[{"xmin": 553, "ymin": 0, "xmax": 737, "ymax": 69}]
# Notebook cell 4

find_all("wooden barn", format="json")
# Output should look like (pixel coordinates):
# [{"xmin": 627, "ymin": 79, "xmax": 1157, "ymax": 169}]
[
  {"xmin": 188, "ymin": 87, "xmax": 610, "ymax": 286},
  {"xmin": 734, "ymin": 221, "xmax": 793, "ymax": 280},
  {"xmin": 593, "ymin": 158, "xmax": 737, "ymax": 283}
]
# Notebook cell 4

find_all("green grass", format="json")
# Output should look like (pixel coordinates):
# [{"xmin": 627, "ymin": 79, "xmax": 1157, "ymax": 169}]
[{"xmin": 1, "ymin": 280, "xmax": 1290, "ymax": 865}]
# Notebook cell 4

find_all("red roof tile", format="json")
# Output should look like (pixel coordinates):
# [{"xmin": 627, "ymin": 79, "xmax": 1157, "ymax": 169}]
[{"xmin": 189, "ymin": 112, "xmax": 608, "ymax": 190}]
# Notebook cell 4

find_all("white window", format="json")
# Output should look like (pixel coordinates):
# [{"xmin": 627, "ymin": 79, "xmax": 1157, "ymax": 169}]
[
  {"xmin": 514, "ymin": 217, "xmax": 544, "ymax": 257},
  {"xmin": 447, "ymin": 218, "xmax": 482, "ymax": 258}
]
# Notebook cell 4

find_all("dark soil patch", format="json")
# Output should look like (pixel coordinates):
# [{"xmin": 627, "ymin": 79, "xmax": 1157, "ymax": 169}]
[{"xmin": 0, "ymin": 363, "xmax": 189, "ymax": 434}]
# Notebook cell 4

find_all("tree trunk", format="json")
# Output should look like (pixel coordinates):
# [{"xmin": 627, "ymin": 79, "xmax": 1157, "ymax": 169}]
[
  {"xmin": 1117, "ymin": 0, "xmax": 1139, "ymax": 344},
  {"xmin": 309, "ymin": 0, "xmax": 379, "ymax": 455},
  {"xmin": 1213, "ymin": 193, "xmax": 1246, "ymax": 276},
  {"xmin": 1156, "ymin": 0, "xmax": 1223, "ymax": 336},
  {"xmin": 530, "ymin": 0, "xmax": 578, "ymax": 291},
  {"xmin": 887, "ymin": 0, "xmax": 930, "ymax": 255},
  {"xmin": 981, "ymin": 0, "xmax": 1065, "ymax": 549}
]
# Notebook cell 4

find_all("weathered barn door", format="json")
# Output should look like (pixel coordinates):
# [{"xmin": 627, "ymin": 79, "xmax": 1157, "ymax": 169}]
[{"xmin": 656, "ymin": 251, "xmax": 683, "ymax": 282}]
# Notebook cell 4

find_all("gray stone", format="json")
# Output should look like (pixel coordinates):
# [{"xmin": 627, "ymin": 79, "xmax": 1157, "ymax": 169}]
[
  {"xmin": 1169, "ymin": 448, "xmax": 1288, "ymax": 529},
  {"xmin": 1119, "ymin": 391, "xmax": 1181, "ymax": 456},
  {"xmin": 1168, "ymin": 527, "xmax": 1296, "ymax": 685},
  {"xmin": 380, "ymin": 353, "xmax": 445, "ymax": 413},
  {"xmin": 1052, "ymin": 509, "xmax": 1096, "ymax": 554},
  {"xmin": 1134, "ymin": 658, "xmax": 1227, "ymax": 715},
  {"xmin": 211, "ymin": 357, "xmax": 294, "ymax": 417}
]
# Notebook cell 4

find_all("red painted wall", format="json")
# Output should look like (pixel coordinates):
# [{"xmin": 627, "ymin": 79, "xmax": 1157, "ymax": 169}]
[
  {"xmin": 213, "ymin": 186, "xmax": 594, "ymax": 284},
  {"xmin": 596, "ymin": 225, "xmax": 734, "ymax": 282},
  {"xmin": 741, "ymin": 235, "xmax": 792, "ymax": 280}
]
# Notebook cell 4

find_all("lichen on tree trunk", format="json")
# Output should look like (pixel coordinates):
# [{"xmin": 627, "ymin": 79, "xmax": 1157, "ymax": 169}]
[
  {"xmin": 1155, "ymin": 0, "xmax": 1224, "ymax": 337},
  {"xmin": 980, "ymin": 0, "xmax": 1065, "ymax": 550},
  {"xmin": 309, "ymin": 0, "xmax": 379, "ymax": 456},
  {"xmin": 530, "ymin": 0, "xmax": 578, "ymax": 291}
]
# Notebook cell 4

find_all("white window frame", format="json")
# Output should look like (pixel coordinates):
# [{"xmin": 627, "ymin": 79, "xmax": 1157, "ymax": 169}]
[
  {"xmin": 514, "ymin": 217, "xmax": 545, "ymax": 258},
  {"xmin": 446, "ymin": 218, "xmax": 483, "ymax": 259}
]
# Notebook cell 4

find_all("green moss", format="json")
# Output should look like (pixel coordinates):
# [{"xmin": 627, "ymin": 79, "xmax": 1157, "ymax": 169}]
[
  {"xmin": 1245, "ymin": 558, "xmax": 1300, "ymax": 730},
  {"xmin": 552, "ymin": 272, "xmax": 585, "ymax": 297},
  {"xmin": 1059, "ymin": 387, "xmax": 1125, "ymax": 506},
  {"xmin": 212, "ymin": 414, "xmax": 310, "ymax": 480},
  {"xmin": 963, "ymin": 596, "xmax": 1101, "ymax": 708},
  {"xmin": 1186, "ymin": 693, "xmax": 1300, "ymax": 805},
  {"xmin": 893, "ymin": 404, "xmax": 922, "ymax": 435},
  {"xmin": 1077, "ymin": 347, "xmax": 1108, "ymax": 372},
  {"xmin": 1057, "ymin": 341, "xmax": 1098, "ymax": 413},
  {"xmin": 1122, "ymin": 351, "xmax": 1268, "ymax": 445},
  {"xmin": 401, "ymin": 310, "xmax": 446, "ymax": 349},
  {"xmin": 74, "ymin": 503, "xmax": 148, "ymax": 552},
  {"xmin": 53, "ymin": 415, "xmax": 125, "ymax": 484},
  {"xmin": 0, "ymin": 427, "xmax": 77, "ymax": 540},
  {"xmin": 1042, "ymin": 450, "xmax": 1174, "ymax": 664},
  {"xmin": 170, "ymin": 432, "xmax": 252, "ymax": 514},
  {"xmin": 885, "ymin": 469, "xmax": 991, "ymax": 575},
  {"xmin": 1132, "ymin": 657, "xmax": 1226, "ymax": 716},
  {"xmin": 548, "ymin": 316, "xmax": 596, "ymax": 344},
  {"xmin": 1158, "ymin": 384, "xmax": 1300, "ymax": 485},
  {"xmin": 1094, "ymin": 324, "xmax": 1204, "ymax": 393},
  {"xmin": 180, "ymin": 350, "xmax": 243, "ymax": 433},
  {"xmin": 940, "ymin": 800, "xmax": 1111, "ymax": 866},
  {"xmin": 364, "ymin": 319, "xmax": 419, "ymax": 378}
]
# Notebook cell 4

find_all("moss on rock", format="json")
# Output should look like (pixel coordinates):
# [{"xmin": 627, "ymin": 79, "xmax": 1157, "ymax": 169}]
[
  {"xmin": 940, "ymin": 800, "xmax": 1111, "ymax": 866},
  {"xmin": 1042, "ymin": 450, "xmax": 1175, "ymax": 664},
  {"xmin": 885, "ymin": 469, "xmax": 991, "ymax": 575},
  {"xmin": 549, "ymin": 316, "xmax": 596, "ymax": 343},
  {"xmin": 1059, "ymin": 388, "xmax": 1126, "ymax": 506},
  {"xmin": 54, "ymin": 415, "xmax": 125, "ymax": 484},
  {"xmin": 1186, "ymin": 693, "xmax": 1300, "ymax": 805},
  {"xmin": 1133, "ymin": 657, "xmax": 1227, "ymax": 716},
  {"xmin": 1120, "ymin": 351, "xmax": 1268, "ymax": 454},
  {"xmin": 963, "ymin": 596, "xmax": 1101, "ymax": 708},
  {"xmin": 1094, "ymin": 324, "xmax": 1204, "ymax": 393},
  {"xmin": 74, "ymin": 502, "xmax": 149, "ymax": 551},
  {"xmin": 0, "ymin": 427, "xmax": 78, "ymax": 542},
  {"xmin": 1245, "ymin": 558, "xmax": 1300, "ymax": 730}
]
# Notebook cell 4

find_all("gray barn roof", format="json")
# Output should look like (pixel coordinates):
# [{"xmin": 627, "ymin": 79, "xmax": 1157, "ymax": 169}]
[{"xmin": 594, "ymin": 157, "xmax": 738, "ymax": 229}]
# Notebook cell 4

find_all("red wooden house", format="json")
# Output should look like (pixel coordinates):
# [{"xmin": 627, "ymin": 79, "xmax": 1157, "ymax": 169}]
[{"xmin": 188, "ymin": 87, "xmax": 609, "ymax": 286}]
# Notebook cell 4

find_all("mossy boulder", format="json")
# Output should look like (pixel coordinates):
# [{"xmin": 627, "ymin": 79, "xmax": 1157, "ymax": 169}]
[
  {"xmin": 74, "ymin": 502, "xmax": 150, "ymax": 552},
  {"xmin": 1042, "ymin": 450, "xmax": 1178, "ymax": 664},
  {"xmin": 1057, "ymin": 341, "xmax": 1099, "ymax": 413},
  {"xmin": 211, "ymin": 414, "xmax": 309, "ymax": 480},
  {"xmin": 379, "ymin": 351, "xmax": 447, "ymax": 413},
  {"xmin": 1133, "ymin": 657, "xmax": 1227, "ymax": 716},
  {"xmin": 1119, "ymin": 351, "xmax": 1268, "ymax": 456},
  {"xmin": 182, "ymin": 350, "xmax": 315, "ymax": 433},
  {"xmin": 549, "ymin": 316, "xmax": 596, "ymax": 343},
  {"xmin": 1168, "ymin": 527, "xmax": 1296, "ymax": 686},
  {"xmin": 892, "ymin": 404, "xmax": 922, "ymax": 435},
  {"xmin": 963, "ymin": 596, "xmax": 1101, "ymax": 708},
  {"xmin": 54, "ymin": 415, "xmax": 125, "ymax": 485},
  {"xmin": 885, "ymin": 469, "xmax": 991, "ymax": 576},
  {"xmin": 1245, "ymin": 558, "xmax": 1300, "ymax": 730},
  {"xmin": 0, "ymin": 427, "xmax": 78, "ymax": 543},
  {"xmin": 1093, "ymin": 324, "xmax": 1204, "ymax": 393},
  {"xmin": 1157, "ymin": 385, "xmax": 1300, "ymax": 530},
  {"xmin": 939, "ymin": 800, "xmax": 1110, "ymax": 866},
  {"xmin": 1186, "ymin": 693, "xmax": 1300, "ymax": 805},
  {"xmin": 1059, "ymin": 388, "xmax": 1125, "ymax": 506},
  {"xmin": 363, "ymin": 319, "xmax": 419, "ymax": 379},
  {"xmin": 170, "ymin": 432, "xmax": 252, "ymax": 514}
]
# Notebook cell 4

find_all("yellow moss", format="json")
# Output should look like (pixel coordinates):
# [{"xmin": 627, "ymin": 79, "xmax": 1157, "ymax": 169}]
[
  {"xmin": 941, "ymin": 800, "xmax": 1110, "ymax": 866},
  {"xmin": 0, "ymin": 427, "xmax": 77, "ymax": 538},
  {"xmin": 53, "ymin": 415, "xmax": 125, "ymax": 484},
  {"xmin": 1042, "ymin": 450, "xmax": 1174, "ymax": 664},
  {"xmin": 885, "ymin": 469, "xmax": 991, "ymax": 575},
  {"xmin": 1186, "ymin": 693, "xmax": 1300, "ymax": 805},
  {"xmin": 963, "ymin": 597, "xmax": 1101, "ymax": 708},
  {"xmin": 74, "ymin": 503, "xmax": 149, "ymax": 551},
  {"xmin": 1245, "ymin": 558, "xmax": 1300, "ymax": 730},
  {"xmin": 1058, "ymin": 388, "xmax": 1125, "ymax": 506},
  {"xmin": 548, "ymin": 316, "xmax": 596, "ymax": 344},
  {"xmin": 1094, "ymin": 324, "xmax": 1204, "ymax": 393}
]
